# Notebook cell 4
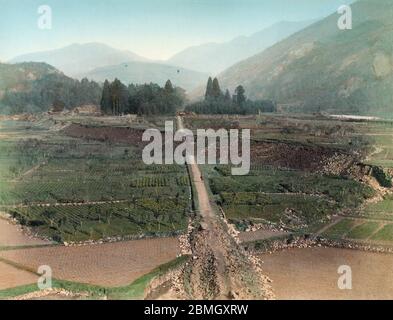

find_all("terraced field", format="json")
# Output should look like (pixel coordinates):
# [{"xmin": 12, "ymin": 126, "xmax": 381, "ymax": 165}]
[
  {"xmin": 190, "ymin": 114, "xmax": 392, "ymax": 248},
  {"xmin": 1, "ymin": 113, "xmax": 392, "ymax": 300},
  {"xmin": 0, "ymin": 115, "xmax": 189, "ymax": 299},
  {"xmin": 182, "ymin": 114, "xmax": 393, "ymax": 300},
  {"xmin": 322, "ymin": 191, "xmax": 393, "ymax": 245},
  {"xmin": 206, "ymin": 165, "xmax": 373, "ymax": 234}
]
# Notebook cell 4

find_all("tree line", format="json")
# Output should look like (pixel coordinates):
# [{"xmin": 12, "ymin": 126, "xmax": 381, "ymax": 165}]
[
  {"xmin": 100, "ymin": 79, "xmax": 186, "ymax": 115},
  {"xmin": 185, "ymin": 77, "xmax": 277, "ymax": 115},
  {"xmin": 1, "ymin": 67, "xmax": 274, "ymax": 116},
  {"xmin": 0, "ymin": 61, "xmax": 185, "ymax": 116},
  {"xmin": 0, "ymin": 74, "xmax": 102, "ymax": 114}
]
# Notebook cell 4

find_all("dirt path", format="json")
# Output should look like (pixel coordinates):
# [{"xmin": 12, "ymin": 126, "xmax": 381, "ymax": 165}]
[
  {"xmin": 173, "ymin": 116, "xmax": 273, "ymax": 300},
  {"xmin": 3, "ymin": 199, "xmax": 132, "ymax": 209},
  {"xmin": 314, "ymin": 216, "xmax": 344, "ymax": 237},
  {"xmin": 11, "ymin": 161, "xmax": 47, "ymax": 183}
]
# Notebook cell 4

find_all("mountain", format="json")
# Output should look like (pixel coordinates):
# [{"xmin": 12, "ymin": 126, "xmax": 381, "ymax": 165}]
[
  {"xmin": 10, "ymin": 43, "xmax": 148, "ymax": 77},
  {"xmin": 82, "ymin": 61, "xmax": 208, "ymax": 92},
  {"xmin": 167, "ymin": 20, "xmax": 315, "ymax": 74},
  {"xmin": 217, "ymin": 0, "xmax": 393, "ymax": 117},
  {"xmin": 0, "ymin": 62, "xmax": 101, "ymax": 114}
]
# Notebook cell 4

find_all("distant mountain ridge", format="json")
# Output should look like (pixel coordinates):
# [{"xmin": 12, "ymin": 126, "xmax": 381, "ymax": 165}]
[
  {"xmin": 217, "ymin": 0, "xmax": 393, "ymax": 117},
  {"xmin": 10, "ymin": 43, "xmax": 207, "ymax": 91},
  {"xmin": 167, "ymin": 20, "xmax": 315, "ymax": 74},
  {"xmin": 10, "ymin": 43, "xmax": 148, "ymax": 77},
  {"xmin": 8, "ymin": 20, "xmax": 316, "ymax": 92},
  {"xmin": 83, "ymin": 61, "xmax": 208, "ymax": 92}
]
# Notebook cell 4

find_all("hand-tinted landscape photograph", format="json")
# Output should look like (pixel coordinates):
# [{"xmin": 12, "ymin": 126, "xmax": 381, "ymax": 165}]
[{"xmin": 1, "ymin": 0, "xmax": 393, "ymax": 301}]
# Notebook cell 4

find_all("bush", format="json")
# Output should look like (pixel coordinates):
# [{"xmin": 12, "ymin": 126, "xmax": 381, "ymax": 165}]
[{"xmin": 372, "ymin": 166, "xmax": 392, "ymax": 188}]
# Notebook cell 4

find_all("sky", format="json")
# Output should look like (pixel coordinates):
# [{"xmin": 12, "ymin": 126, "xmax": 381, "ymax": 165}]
[{"xmin": 0, "ymin": 0, "xmax": 355, "ymax": 61}]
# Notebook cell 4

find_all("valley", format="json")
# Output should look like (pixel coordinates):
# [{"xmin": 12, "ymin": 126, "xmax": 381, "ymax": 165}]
[
  {"xmin": 1, "ymin": 0, "xmax": 393, "ymax": 302},
  {"xmin": 0, "ymin": 111, "xmax": 392, "ymax": 300}
]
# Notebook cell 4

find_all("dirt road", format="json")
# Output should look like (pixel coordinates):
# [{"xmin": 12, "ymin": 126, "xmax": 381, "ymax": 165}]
[{"xmin": 175, "ymin": 116, "xmax": 272, "ymax": 300}]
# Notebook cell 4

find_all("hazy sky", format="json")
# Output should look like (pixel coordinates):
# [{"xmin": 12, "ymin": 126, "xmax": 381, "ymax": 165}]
[{"xmin": 0, "ymin": 0, "xmax": 355, "ymax": 61}]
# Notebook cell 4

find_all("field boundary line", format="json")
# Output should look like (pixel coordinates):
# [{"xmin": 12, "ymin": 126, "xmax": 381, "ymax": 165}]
[
  {"xmin": 0, "ymin": 256, "xmax": 39, "ymax": 276},
  {"xmin": 0, "ymin": 243, "xmax": 59, "ymax": 252},
  {"xmin": 366, "ymin": 223, "xmax": 386, "ymax": 241},
  {"xmin": 314, "ymin": 216, "xmax": 344, "ymax": 237}
]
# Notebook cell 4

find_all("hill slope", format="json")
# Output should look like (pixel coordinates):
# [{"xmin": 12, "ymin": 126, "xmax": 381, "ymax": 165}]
[
  {"xmin": 218, "ymin": 0, "xmax": 393, "ymax": 117},
  {"xmin": 83, "ymin": 61, "xmax": 208, "ymax": 92},
  {"xmin": 167, "ymin": 20, "xmax": 314, "ymax": 74},
  {"xmin": 0, "ymin": 62, "xmax": 58, "ymax": 91},
  {"xmin": 0, "ymin": 62, "xmax": 101, "ymax": 114},
  {"xmin": 10, "ymin": 43, "xmax": 148, "ymax": 77}
]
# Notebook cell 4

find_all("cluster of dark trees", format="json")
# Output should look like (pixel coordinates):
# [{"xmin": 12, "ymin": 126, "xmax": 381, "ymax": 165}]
[
  {"xmin": 1, "ymin": 74, "xmax": 102, "ymax": 114},
  {"xmin": 1, "ymin": 66, "xmax": 275, "ymax": 117},
  {"xmin": 185, "ymin": 77, "xmax": 277, "ymax": 115},
  {"xmin": 100, "ymin": 79, "xmax": 186, "ymax": 115}
]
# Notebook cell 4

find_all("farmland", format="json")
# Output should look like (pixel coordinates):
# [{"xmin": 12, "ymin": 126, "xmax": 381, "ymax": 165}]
[
  {"xmin": 183, "ymin": 114, "xmax": 393, "ymax": 251},
  {"xmin": 211, "ymin": 170, "xmax": 373, "ymax": 232},
  {"xmin": 0, "ymin": 261, "xmax": 38, "ymax": 290},
  {"xmin": 0, "ymin": 116, "xmax": 191, "ymax": 243},
  {"xmin": 1, "ymin": 112, "xmax": 393, "ymax": 300},
  {"xmin": 0, "ymin": 237, "xmax": 180, "ymax": 287},
  {"xmin": 186, "ymin": 114, "xmax": 376, "ymax": 235},
  {"xmin": 180, "ymin": 113, "xmax": 393, "ymax": 300},
  {"xmin": 0, "ymin": 218, "xmax": 50, "ymax": 247},
  {"xmin": 189, "ymin": 115, "xmax": 393, "ymax": 301},
  {"xmin": 0, "ymin": 114, "xmax": 192, "ymax": 299},
  {"xmin": 260, "ymin": 247, "xmax": 393, "ymax": 300},
  {"xmin": 318, "ymin": 120, "xmax": 393, "ymax": 246}
]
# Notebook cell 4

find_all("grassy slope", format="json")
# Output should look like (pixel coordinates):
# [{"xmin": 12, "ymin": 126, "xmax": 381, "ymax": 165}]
[{"xmin": 218, "ymin": 0, "xmax": 393, "ymax": 116}]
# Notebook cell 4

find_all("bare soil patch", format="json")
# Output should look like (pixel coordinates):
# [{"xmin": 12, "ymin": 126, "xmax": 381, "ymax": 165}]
[
  {"xmin": 251, "ymin": 140, "xmax": 338, "ymax": 171},
  {"xmin": 0, "ymin": 237, "xmax": 180, "ymax": 287},
  {"xmin": 259, "ymin": 247, "xmax": 393, "ymax": 300},
  {"xmin": 0, "ymin": 218, "xmax": 51, "ymax": 247},
  {"xmin": 0, "ymin": 261, "xmax": 37, "ymax": 290},
  {"xmin": 63, "ymin": 124, "xmax": 146, "ymax": 146}
]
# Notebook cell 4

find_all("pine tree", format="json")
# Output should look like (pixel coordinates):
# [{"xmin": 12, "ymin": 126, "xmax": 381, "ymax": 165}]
[
  {"xmin": 100, "ymin": 80, "xmax": 111, "ymax": 114},
  {"xmin": 235, "ymin": 85, "xmax": 246, "ymax": 106},
  {"xmin": 205, "ymin": 77, "xmax": 213, "ymax": 100},
  {"xmin": 224, "ymin": 89, "xmax": 231, "ymax": 102},
  {"xmin": 212, "ymin": 78, "xmax": 222, "ymax": 98},
  {"xmin": 164, "ymin": 79, "xmax": 174, "ymax": 93},
  {"xmin": 110, "ymin": 78, "xmax": 128, "ymax": 115}
]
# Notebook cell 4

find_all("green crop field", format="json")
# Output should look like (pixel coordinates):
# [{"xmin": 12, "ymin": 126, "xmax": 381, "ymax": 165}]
[
  {"xmin": 322, "ymin": 219, "xmax": 357, "ymax": 239},
  {"xmin": 196, "ymin": 114, "xmax": 389, "ymax": 238},
  {"xmin": 0, "ymin": 117, "xmax": 192, "ymax": 243},
  {"xmin": 346, "ymin": 221, "xmax": 381, "ymax": 240},
  {"xmin": 207, "ymin": 165, "xmax": 373, "ymax": 232},
  {"xmin": 371, "ymin": 224, "xmax": 393, "ymax": 242}
]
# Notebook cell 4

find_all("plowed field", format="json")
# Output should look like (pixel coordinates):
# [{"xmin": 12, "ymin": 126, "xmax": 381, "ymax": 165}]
[{"xmin": 0, "ymin": 237, "xmax": 180, "ymax": 287}]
